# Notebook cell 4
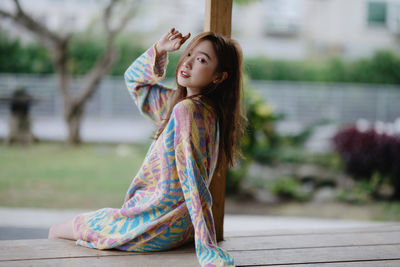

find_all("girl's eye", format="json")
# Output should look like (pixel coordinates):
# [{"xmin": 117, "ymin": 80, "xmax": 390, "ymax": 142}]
[{"xmin": 197, "ymin": 57, "xmax": 207, "ymax": 63}]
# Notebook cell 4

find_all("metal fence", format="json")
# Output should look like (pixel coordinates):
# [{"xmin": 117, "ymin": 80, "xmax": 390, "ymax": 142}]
[
  {"xmin": 0, "ymin": 73, "xmax": 144, "ymax": 119},
  {"xmin": 252, "ymin": 80, "xmax": 400, "ymax": 126},
  {"xmin": 1, "ymin": 73, "xmax": 399, "ymax": 126}
]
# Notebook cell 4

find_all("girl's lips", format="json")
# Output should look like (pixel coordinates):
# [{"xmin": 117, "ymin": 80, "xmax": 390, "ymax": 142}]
[{"xmin": 180, "ymin": 70, "xmax": 190, "ymax": 78}]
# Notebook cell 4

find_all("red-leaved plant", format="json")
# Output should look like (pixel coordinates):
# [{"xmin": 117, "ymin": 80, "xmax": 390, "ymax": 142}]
[{"xmin": 332, "ymin": 126, "xmax": 400, "ymax": 199}]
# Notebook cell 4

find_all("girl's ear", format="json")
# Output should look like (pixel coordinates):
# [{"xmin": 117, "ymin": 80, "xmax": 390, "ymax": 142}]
[{"xmin": 214, "ymin": 72, "xmax": 228, "ymax": 84}]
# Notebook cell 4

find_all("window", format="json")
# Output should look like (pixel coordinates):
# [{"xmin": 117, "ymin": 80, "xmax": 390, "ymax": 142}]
[{"xmin": 367, "ymin": 1, "xmax": 387, "ymax": 25}]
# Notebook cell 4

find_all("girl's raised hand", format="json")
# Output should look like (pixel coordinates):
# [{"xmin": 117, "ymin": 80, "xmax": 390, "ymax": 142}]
[{"xmin": 156, "ymin": 28, "xmax": 191, "ymax": 55}]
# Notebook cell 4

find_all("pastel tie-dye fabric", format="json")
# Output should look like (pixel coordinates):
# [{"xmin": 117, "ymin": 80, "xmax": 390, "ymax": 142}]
[{"xmin": 72, "ymin": 44, "xmax": 235, "ymax": 267}]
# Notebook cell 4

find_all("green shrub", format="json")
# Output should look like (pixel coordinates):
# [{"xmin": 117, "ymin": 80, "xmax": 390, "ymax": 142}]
[
  {"xmin": 2, "ymin": 28, "xmax": 400, "ymax": 85},
  {"xmin": 244, "ymin": 58, "xmax": 305, "ymax": 81},
  {"xmin": 241, "ymin": 84, "xmax": 283, "ymax": 163},
  {"xmin": 165, "ymin": 53, "xmax": 180, "ymax": 78},
  {"xmin": 270, "ymin": 176, "xmax": 311, "ymax": 201},
  {"xmin": 0, "ymin": 31, "xmax": 53, "ymax": 73},
  {"xmin": 226, "ymin": 80, "xmax": 282, "ymax": 194},
  {"xmin": 244, "ymin": 50, "xmax": 400, "ymax": 84},
  {"xmin": 324, "ymin": 57, "xmax": 348, "ymax": 82},
  {"xmin": 68, "ymin": 35, "xmax": 106, "ymax": 74},
  {"xmin": 350, "ymin": 50, "xmax": 400, "ymax": 84},
  {"xmin": 111, "ymin": 36, "xmax": 148, "ymax": 76}
]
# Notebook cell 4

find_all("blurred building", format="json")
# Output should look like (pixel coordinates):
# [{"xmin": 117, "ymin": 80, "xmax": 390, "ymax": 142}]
[
  {"xmin": 0, "ymin": 0, "xmax": 399, "ymax": 59},
  {"xmin": 0, "ymin": 0, "xmax": 101, "ymax": 41},
  {"xmin": 0, "ymin": 0, "xmax": 204, "ymax": 46},
  {"xmin": 234, "ymin": 0, "xmax": 400, "ymax": 59},
  {"xmin": 1, "ymin": 0, "xmax": 400, "ymax": 146}
]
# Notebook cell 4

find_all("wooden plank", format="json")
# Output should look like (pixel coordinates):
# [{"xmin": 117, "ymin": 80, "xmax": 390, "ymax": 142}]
[
  {"xmin": 220, "ymin": 231, "xmax": 400, "ymax": 251},
  {"xmin": 2, "ymin": 225, "xmax": 399, "ymax": 260},
  {"xmin": 1, "ymin": 234, "xmax": 400, "ymax": 266},
  {"xmin": 2, "ymin": 224, "xmax": 400, "ymax": 266},
  {"xmin": 6, "ymin": 242, "xmax": 396, "ymax": 267},
  {"xmin": 231, "ymin": 244, "xmax": 400, "ymax": 266},
  {"xmin": 0, "ymin": 253, "xmax": 199, "ymax": 267},
  {"xmin": 225, "ymin": 224, "xmax": 400, "ymax": 238},
  {"xmin": 2, "ymin": 258, "xmax": 400, "ymax": 267},
  {"xmin": 204, "ymin": 0, "xmax": 233, "ymax": 242},
  {"xmin": 0, "ymin": 239, "xmax": 194, "ymax": 262},
  {"xmin": 256, "ymin": 259, "xmax": 400, "ymax": 267}
]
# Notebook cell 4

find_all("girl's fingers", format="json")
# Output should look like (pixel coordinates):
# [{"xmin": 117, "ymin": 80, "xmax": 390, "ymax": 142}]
[
  {"xmin": 172, "ymin": 32, "xmax": 181, "ymax": 39},
  {"xmin": 175, "ymin": 33, "xmax": 183, "ymax": 39},
  {"xmin": 169, "ymin": 32, "xmax": 182, "ymax": 41},
  {"xmin": 166, "ymin": 28, "xmax": 175, "ymax": 40},
  {"xmin": 162, "ymin": 28, "xmax": 190, "ymax": 50},
  {"xmin": 181, "ymin": 33, "xmax": 191, "ymax": 44}
]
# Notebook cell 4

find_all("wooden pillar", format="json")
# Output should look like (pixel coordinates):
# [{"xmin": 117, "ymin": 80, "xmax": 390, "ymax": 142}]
[
  {"xmin": 204, "ymin": 0, "xmax": 233, "ymax": 242},
  {"xmin": 204, "ymin": 0, "xmax": 233, "ymax": 37}
]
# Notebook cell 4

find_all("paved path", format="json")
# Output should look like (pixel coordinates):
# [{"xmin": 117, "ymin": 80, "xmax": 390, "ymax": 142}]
[
  {"xmin": 0, "ymin": 207, "xmax": 390, "ymax": 240},
  {"xmin": 0, "ymin": 117, "xmax": 155, "ymax": 143},
  {"xmin": 0, "ymin": 116, "xmax": 336, "ymax": 152}
]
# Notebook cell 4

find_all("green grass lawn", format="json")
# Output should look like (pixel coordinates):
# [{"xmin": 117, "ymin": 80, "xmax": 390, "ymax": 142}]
[
  {"xmin": 0, "ymin": 142, "xmax": 149, "ymax": 209},
  {"xmin": 1, "ymin": 142, "xmax": 399, "ymax": 222}
]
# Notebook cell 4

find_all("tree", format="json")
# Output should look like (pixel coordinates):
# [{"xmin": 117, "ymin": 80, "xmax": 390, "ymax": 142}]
[{"xmin": 0, "ymin": 0, "xmax": 139, "ymax": 144}]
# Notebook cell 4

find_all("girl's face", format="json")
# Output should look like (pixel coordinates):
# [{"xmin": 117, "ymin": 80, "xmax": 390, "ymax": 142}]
[{"xmin": 177, "ymin": 40, "xmax": 220, "ymax": 96}]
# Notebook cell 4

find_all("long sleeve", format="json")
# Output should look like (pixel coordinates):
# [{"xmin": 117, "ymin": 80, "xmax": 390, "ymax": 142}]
[
  {"xmin": 124, "ymin": 44, "xmax": 174, "ymax": 125},
  {"xmin": 171, "ymin": 100, "xmax": 235, "ymax": 267}
]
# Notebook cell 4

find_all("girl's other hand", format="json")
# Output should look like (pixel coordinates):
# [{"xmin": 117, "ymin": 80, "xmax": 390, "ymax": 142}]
[{"xmin": 156, "ymin": 28, "xmax": 190, "ymax": 55}]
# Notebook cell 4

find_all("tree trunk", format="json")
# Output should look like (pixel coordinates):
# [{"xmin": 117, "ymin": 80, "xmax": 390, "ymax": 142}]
[
  {"xmin": 65, "ymin": 103, "xmax": 84, "ymax": 145},
  {"xmin": 0, "ymin": 0, "xmax": 136, "ymax": 146},
  {"xmin": 393, "ymin": 179, "xmax": 400, "ymax": 200}
]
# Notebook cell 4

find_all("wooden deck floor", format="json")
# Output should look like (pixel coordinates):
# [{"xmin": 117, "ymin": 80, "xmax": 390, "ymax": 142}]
[{"xmin": 1, "ymin": 224, "xmax": 400, "ymax": 266}]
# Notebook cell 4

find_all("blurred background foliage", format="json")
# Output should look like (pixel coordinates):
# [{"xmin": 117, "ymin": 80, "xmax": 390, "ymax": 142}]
[
  {"xmin": 245, "ymin": 51, "xmax": 400, "ymax": 84},
  {"xmin": 224, "ymin": 76, "xmax": 400, "ymax": 220},
  {"xmin": 226, "ymin": 79, "xmax": 335, "ymax": 194},
  {"xmin": 1, "ymin": 30, "xmax": 400, "ymax": 85},
  {"xmin": 0, "ymin": 31, "xmax": 53, "ymax": 74},
  {"xmin": 1, "ymin": 26, "xmax": 400, "ymax": 221}
]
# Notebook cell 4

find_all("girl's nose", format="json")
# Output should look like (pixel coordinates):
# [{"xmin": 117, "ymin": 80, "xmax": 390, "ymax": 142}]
[{"xmin": 183, "ymin": 58, "xmax": 193, "ymax": 69}]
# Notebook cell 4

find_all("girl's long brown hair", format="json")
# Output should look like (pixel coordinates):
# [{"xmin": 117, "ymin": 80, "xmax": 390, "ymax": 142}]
[{"xmin": 155, "ymin": 32, "xmax": 247, "ymax": 168}]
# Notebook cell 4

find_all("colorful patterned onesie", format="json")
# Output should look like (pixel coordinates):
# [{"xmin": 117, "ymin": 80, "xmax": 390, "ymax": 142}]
[{"xmin": 73, "ymin": 44, "xmax": 235, "ymax": 267}]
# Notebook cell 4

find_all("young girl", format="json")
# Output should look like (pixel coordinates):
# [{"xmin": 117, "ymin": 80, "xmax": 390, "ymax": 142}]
[{"xmin": 49, "ymin": 28, "xmax": 245, "ymax": 267}]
